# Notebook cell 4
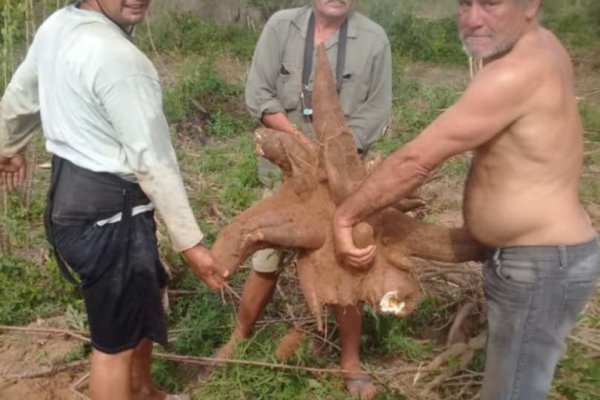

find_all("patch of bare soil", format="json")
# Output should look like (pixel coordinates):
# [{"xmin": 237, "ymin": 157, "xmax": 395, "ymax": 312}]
[
  {"xmin": 175, "ymin": 111, "xmax": 211, "ymax": 147},
  {"xmin": 416, "ymin": 176, "xmax": 466, "ymax": 227},
  {"xmin": 149, "ymin": 53, "xmax": 184, "ymax": 88},
  {"xmin": 0, "ymin": 319, "xmax": 88, "ymax": 400}
]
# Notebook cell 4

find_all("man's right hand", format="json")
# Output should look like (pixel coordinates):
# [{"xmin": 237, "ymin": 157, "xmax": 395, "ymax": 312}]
[
  {"xmin": 183, "ymin": 244, "xmax": 229, "ymax": 290},
  {"xmin": 332, "ymin": 212, "xmax": 377, "ymax": 269},
  {"xmin": 0, "ymin": 155, "xmax": 27, "ymax": 191}
]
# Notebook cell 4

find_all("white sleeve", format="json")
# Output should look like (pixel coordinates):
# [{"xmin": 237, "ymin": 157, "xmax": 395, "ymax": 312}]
[
  {"xmin": 99, "ymin": 72, "xmax": 204, "ymax": 252},
  {"xmin": 0, "ymin": 46, "xmax": 41, "ymax": 156}
]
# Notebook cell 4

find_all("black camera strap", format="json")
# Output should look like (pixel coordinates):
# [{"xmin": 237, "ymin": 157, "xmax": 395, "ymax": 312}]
[{"xmin": 302, "ymin": 11, "xmax": 348, "ymax": 115}]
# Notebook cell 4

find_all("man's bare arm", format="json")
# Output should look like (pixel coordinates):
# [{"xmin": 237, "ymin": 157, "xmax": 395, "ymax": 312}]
[
  {"xmin": 261, "ymin": 112, "xmax": 314, "ymax": 149},
  {"xmin": 0, "ymin": 45, "xmax": 40, "ymax": 192},
  {"xmin": 183, "ymin": 244, "xmax": 229, "ymax": 290},
  {"xmin": 261, "ymin": 112, "xmax": 297, "ymax": 134},
  {"xmin": 334, "ymin": 60, "xmax": 534, "ymax": 266}
]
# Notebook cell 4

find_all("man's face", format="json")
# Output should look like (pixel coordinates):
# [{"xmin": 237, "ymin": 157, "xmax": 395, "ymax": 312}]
[
  {"xmin": 94, "ymin": 0, "xmax": 150, "ymax": 28},
  {"xmin": 458, "ymin": 0, "xmax": 535, "ymax": 59},
  {"xmin": 313, "ymin": 0, "xmax": 356, "ymax": 20}
]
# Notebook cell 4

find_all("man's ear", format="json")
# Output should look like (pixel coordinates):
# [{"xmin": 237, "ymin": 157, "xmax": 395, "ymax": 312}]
[{"xmin": 524, "ymin": 0, "xmax": 542, "ymax": 20}]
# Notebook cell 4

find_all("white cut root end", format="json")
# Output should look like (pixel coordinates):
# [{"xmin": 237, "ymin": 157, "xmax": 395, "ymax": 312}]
[{"xmin": 379, "ymin": 291, "xmax": 406, "ymax": 316}]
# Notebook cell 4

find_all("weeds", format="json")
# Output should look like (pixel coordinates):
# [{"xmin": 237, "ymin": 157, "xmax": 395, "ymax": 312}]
[
  {"xmin": 551, "ymin": 344, "xmax": 600, "ymax": 400},
  {"xmin": 163, "ymin": 56, "xmax": 245, "ymax": 124},
  {"xmin": 362, "ymin": 297, "xmax": 448, "ymax": 360},
  {"xmin": 62, "ymin": 344, "xmax": 89, "ymax": 363},
  {"xmin": 388, "ymin": 13, "xmax": 464, "ymax": 65},
  {"xmin": 542, "ymin": 0, "xmax": 600, "ymax": 51},
  {"xmin": 0, "ymin": 255, "xmax": 80, "ymax": 325},
  {"xmin": 375, "ymin": 70, "xmax": 460, "ymax": 156},
  {"xmin": 581, "ymin": 102, "xmax": 600, "ymax": 136},
  {"xmin": 137, "ymin": 13, "xmax": 259, "ymax": 60}
]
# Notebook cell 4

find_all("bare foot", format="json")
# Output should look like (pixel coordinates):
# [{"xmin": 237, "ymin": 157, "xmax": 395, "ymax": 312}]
[
  {"xmin": 214, "ymin": 337, "xmax": 238, "ymax": 360},
  {"xmin": 197, "ymin": 336, "xmax": 239, "ymax": 381},
  {"xmin": 341, "ymin": 361, "xmax": 377, "ymax": 400}
]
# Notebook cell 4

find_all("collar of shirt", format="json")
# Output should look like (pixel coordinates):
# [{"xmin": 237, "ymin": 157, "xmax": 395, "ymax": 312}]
[
  {"xmin": 292, "ymin": 6, "xmax": 359, "ymax": 48},
  {"xmin": 68, "ymin": 4, "xmax": 130, "ymax": 40}
]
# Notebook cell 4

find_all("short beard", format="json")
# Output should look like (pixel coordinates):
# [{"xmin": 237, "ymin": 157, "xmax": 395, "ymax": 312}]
[{"xmin": 460, "ymin": 36, "xmax": 515, "ymax": 60}]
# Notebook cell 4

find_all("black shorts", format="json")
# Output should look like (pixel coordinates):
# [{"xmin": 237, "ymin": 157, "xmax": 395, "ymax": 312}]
[{"xmin": 53, "ymin": 212, "xmax": 168, "ymax": 353}]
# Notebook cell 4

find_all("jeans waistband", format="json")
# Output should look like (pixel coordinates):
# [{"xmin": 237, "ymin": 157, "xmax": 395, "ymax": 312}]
[{"xmin": 488, "ymin": 237, "xmax": 599, "ymax": 263}]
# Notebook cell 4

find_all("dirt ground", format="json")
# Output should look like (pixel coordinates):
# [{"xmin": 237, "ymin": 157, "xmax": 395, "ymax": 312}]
[{"xmin": 0, "ymin": 319, "xmax": 89, "ymax": 399}]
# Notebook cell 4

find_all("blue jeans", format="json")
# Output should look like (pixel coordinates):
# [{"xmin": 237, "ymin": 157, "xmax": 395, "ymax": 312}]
[{"xmin": 481, "ymin": 238, "xmax": 599, "ymax": 400}]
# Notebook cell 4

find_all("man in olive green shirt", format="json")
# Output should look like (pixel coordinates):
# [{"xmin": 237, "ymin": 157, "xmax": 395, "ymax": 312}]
[
  {"xmin": 216, "ymin": 1, "xmax": 391, "ymax": 398},
  {"xmin": 246, "ymin": 0, "xmax": 392, "ymax": 186}
]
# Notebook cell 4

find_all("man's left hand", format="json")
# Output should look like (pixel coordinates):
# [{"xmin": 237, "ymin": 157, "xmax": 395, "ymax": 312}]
[{"xmin": 0, "ymin": 155, "xmax": 27, "ymax": 191}]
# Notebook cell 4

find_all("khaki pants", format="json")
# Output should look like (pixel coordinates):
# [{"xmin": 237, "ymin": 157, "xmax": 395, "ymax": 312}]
[{"xmin": 251, "ymin": 183, "xmax": 287, "ymax": 273}]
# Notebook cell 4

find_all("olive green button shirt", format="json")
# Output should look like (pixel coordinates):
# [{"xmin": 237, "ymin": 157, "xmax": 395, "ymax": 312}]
[{"xmin": 246, "ymin": 6, "xmax": 392, "ymax": 151}]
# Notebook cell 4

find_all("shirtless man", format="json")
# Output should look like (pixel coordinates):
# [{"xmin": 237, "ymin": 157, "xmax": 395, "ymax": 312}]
[{"xmin": 333, "ymin": 1, "xmax": 599, "ymax": 398}]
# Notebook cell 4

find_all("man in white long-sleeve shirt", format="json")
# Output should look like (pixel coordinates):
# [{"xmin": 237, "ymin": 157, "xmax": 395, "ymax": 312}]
[{"xmin": 0, "ymin": 1, "xmax": 228, "ymax": 399}]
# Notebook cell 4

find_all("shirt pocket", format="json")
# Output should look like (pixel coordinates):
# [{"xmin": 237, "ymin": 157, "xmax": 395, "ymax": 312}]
[
  {"xmin": 339, "ymin": 65, "xmax": 368, "ymax": 108},
  {"xmin": 275, "ymin": 62, "xmax": 301, "ymax": 112}
]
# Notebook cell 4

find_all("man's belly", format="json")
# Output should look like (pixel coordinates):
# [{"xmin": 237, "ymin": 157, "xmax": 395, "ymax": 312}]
[{"xmin": 464, "ymin": 188, "xmax": 595, "ymax": 247}]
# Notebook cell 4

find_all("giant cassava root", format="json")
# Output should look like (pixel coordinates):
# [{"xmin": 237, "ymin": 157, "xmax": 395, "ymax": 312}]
[{"xmin": 211, "ymin": 44, "xmax": 484, "ymax": 331}]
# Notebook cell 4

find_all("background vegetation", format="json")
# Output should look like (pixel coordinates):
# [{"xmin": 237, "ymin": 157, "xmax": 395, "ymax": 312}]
[{"xmin": 1, "ymin": 0, "xmax": 599, "ymax": 399}]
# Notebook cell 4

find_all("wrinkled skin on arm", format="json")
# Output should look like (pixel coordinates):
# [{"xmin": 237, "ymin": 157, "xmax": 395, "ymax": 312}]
[{"xmin": 210, "ymin": 45, "xmax": 484, "ymax": 329}]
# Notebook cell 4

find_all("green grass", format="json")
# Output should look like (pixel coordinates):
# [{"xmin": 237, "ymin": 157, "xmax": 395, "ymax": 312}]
[
  {"xmin": 183, "ymin": 133, "xmax": 260, "ymax": 224},
  {"xmin": 375, "ymin": 67, "xmax": 461, "ymax": 157},
  {"xmin": 551, "ymin": 344, "xmax": 600, "ymax": 400},
  {"xmin": 581, "ymin": 102, "xmax": 600, "ymax": 136},
  {"xmin": 163, "ymin": 56, "xmax": 246, "ymax": 125},
  {"xmin": 62, "ymin": 344, "xmax": 90, "ymax": 363},
  {"xmin": 362, "ymin": 297, "xmax": 448, "ymax": 360},
  {"xmin": 137, "ymin": 14, "xmax": 259, "ymax": 60},
  {"xmin": 542, "ymin": 0, "xmax": 600, "ymax": 51},
  {"xmin": 0, "ymin": 255, "xmax": 81, "ymax": 325}
]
